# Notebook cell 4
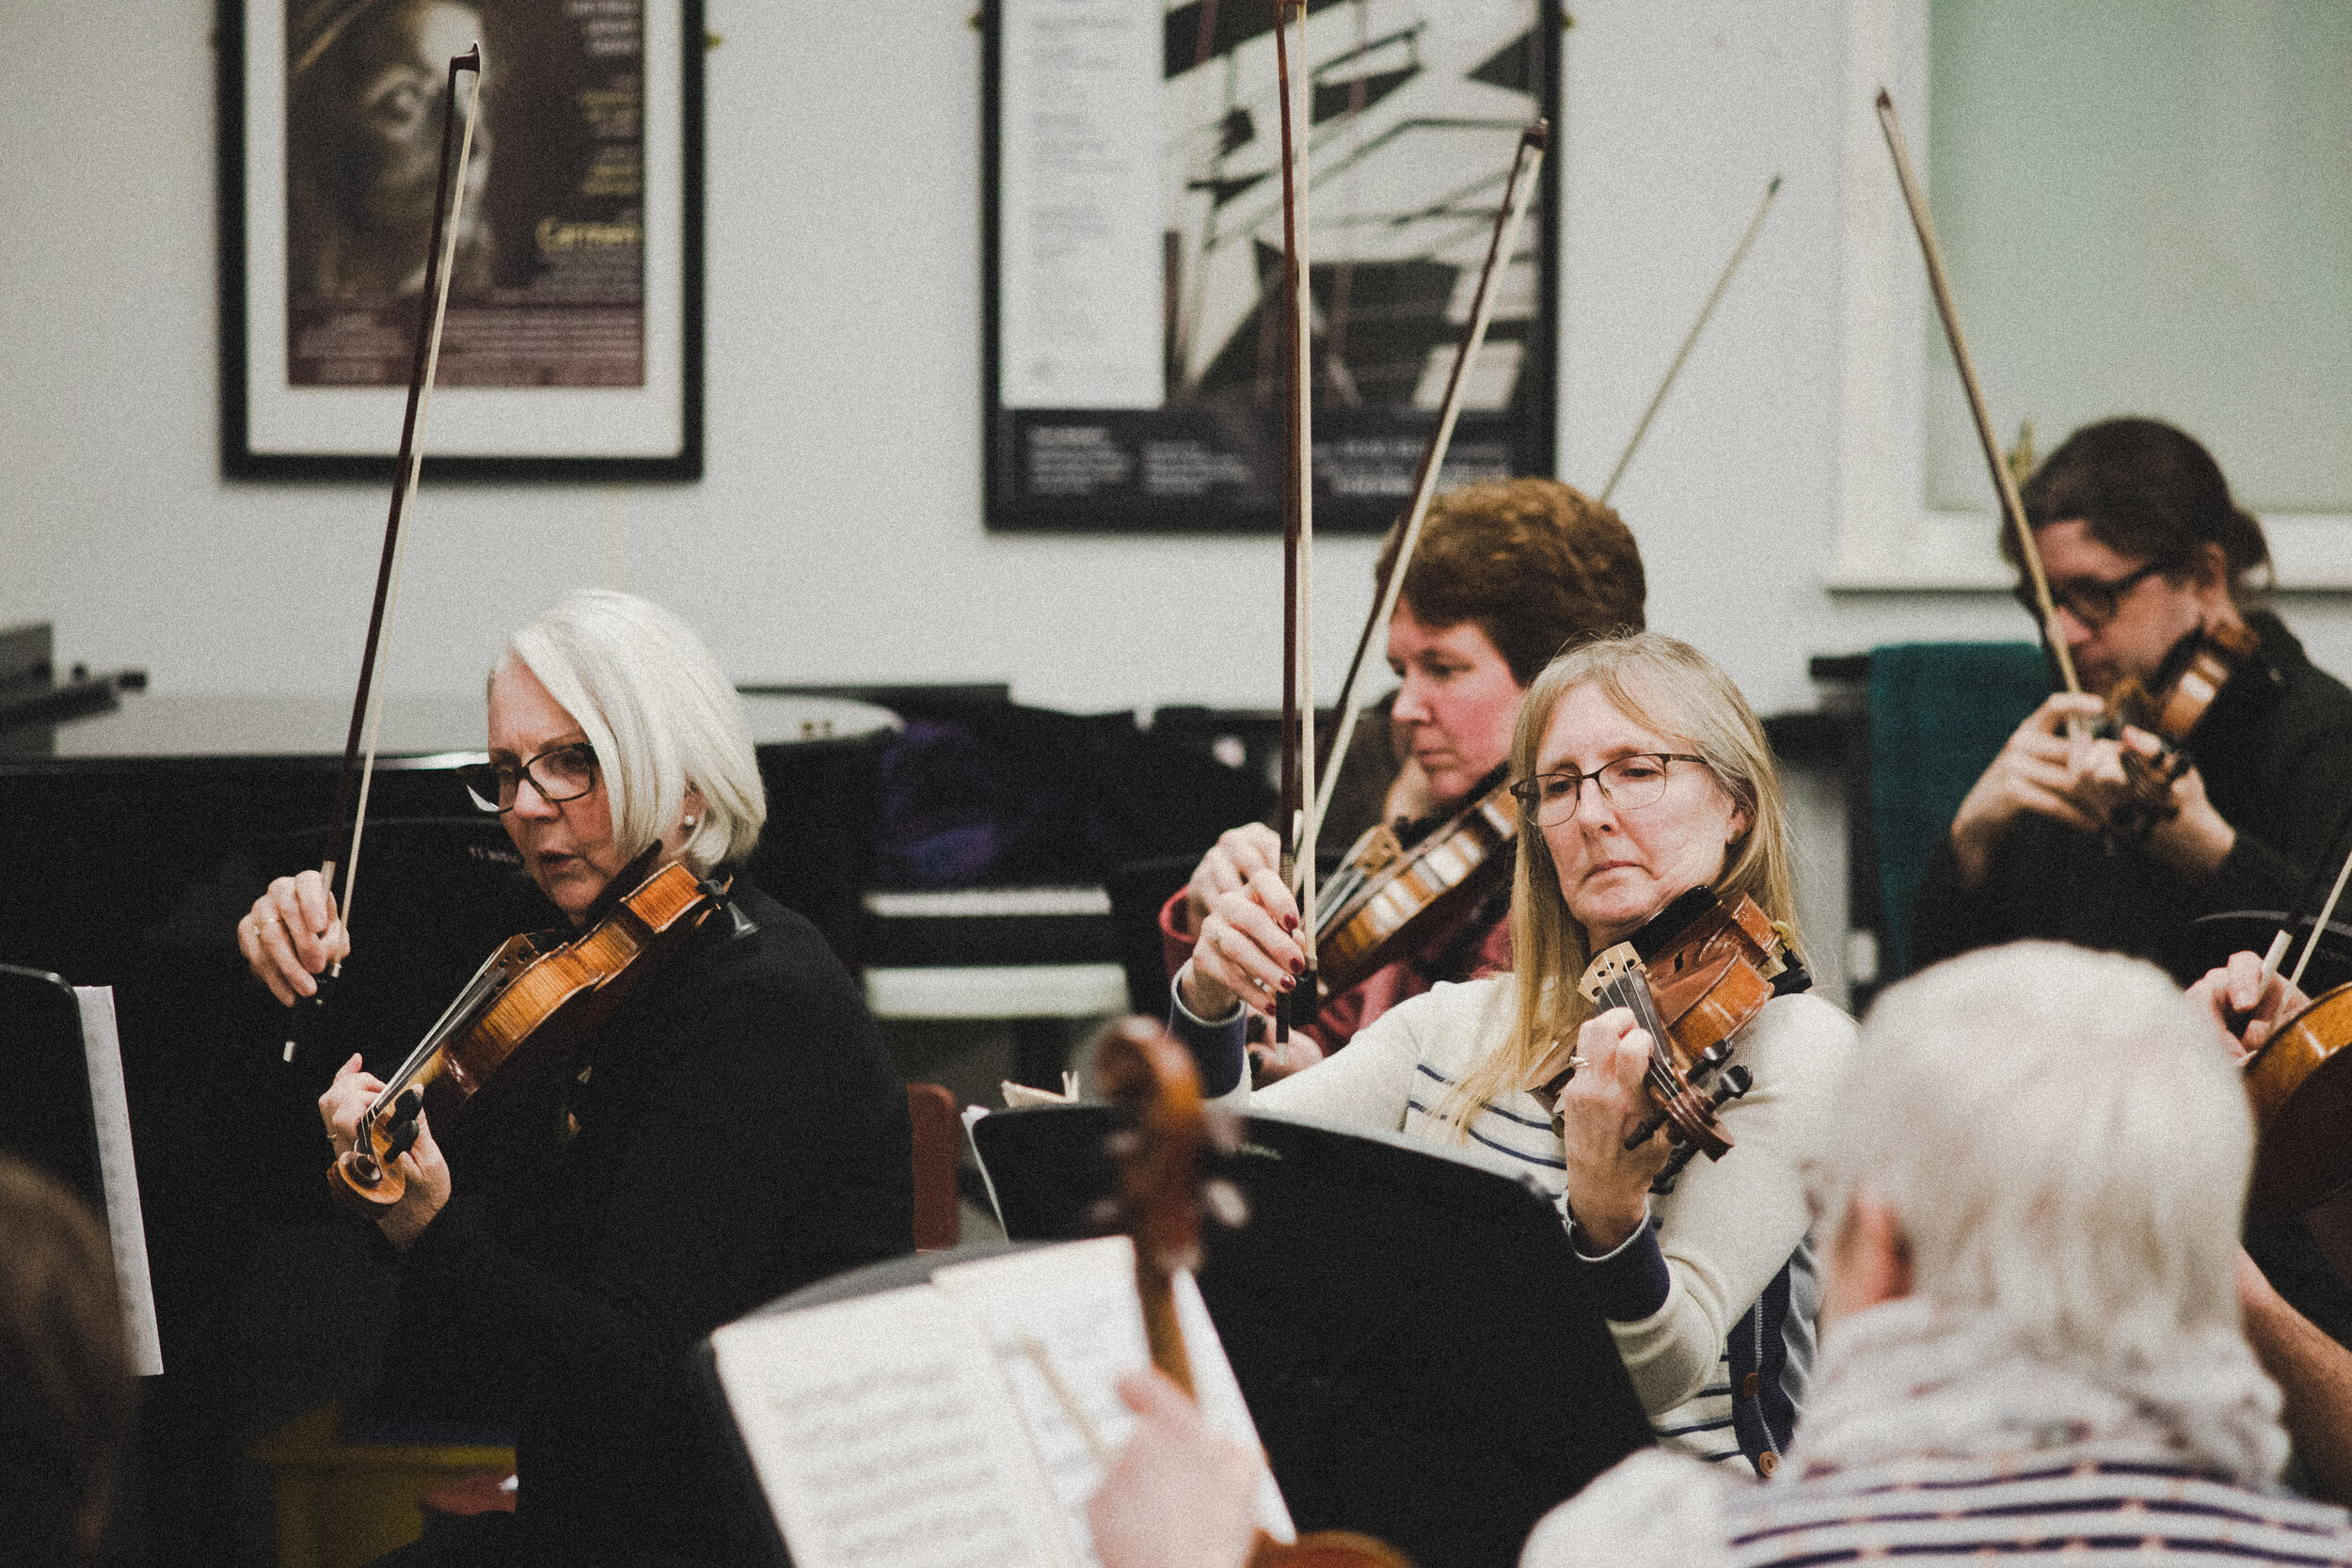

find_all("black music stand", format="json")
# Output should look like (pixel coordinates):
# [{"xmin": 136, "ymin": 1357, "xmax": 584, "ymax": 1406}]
[
  {"xmin": 0, "ymin": 963, "xmax": 104, "ymax": 1210},
  {"xmin": 971, "ymin": 1106, "xmax": 1653, "ymax": 1568}
]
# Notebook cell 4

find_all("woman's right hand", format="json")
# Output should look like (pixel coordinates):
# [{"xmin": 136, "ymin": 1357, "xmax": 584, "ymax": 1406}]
[
  {"xmin": 1947, "ymin": 692, "xmax": 2110, "ymax": 886},
  {"xmin": 1180, "ymin": 825, "xmax": 1284, "ymax": 937},
  {"xmin": 2185, "ymin": 949, "xmax": 2310, "ymax": 1062},
  {"xmin": 239, "ymin": 871, "xmax": 350, "ymax": 1006},
  {"xmin": 1176, "ymin": 859, "xmax": 1305, "ymax": 1022}
]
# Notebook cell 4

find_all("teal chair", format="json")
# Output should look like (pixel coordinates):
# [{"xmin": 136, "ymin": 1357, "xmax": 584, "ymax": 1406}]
[{"xmin": 1864, "ymin": 642, "xmax": 2050, "ymax": 980}]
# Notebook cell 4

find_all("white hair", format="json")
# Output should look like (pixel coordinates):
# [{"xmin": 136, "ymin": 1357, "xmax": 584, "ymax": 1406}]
[
  {"xmin": 501, "ymin": 590, "xmax": 765, "ymax": 875},
  {"xmin": 1840, "ymin": 942, "xmax": 2251, "ymax": 1374}
]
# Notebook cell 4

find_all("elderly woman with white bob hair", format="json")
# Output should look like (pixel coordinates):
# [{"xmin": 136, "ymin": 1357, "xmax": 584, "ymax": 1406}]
[
  {"xmin": 1169, "ymin": 631, "xmax": 1859, "ymax": 1475},
  {"xmin": 240, "ymin": 589, "xmax": 914, "ymax": 1568}
]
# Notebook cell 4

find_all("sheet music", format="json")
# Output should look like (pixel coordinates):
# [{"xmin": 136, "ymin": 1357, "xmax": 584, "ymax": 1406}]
[
  {"xmin": 933, "ymin": 1239, "xmax": 1150, "ymax": 1566},
  {"xmin": 711, "ymin": 1282, "xmax": 1077, "ymax": 1568},
  {"xmin": 73, "ymin": 989, "xmax": 161, "ymax": 1376}
]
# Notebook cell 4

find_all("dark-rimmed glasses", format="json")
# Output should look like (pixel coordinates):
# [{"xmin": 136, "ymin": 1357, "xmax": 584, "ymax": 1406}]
[
  {"xmin": 455, "ymin": 742, "xmax": 599, "ymax": 815},
  {"xmin": 1509, "ymin": 753, "xmax": 1706, "ymax": 825},
  {"xmin": 2014, "ymin": 561, "xmax": 2164, "ymax": 630}
]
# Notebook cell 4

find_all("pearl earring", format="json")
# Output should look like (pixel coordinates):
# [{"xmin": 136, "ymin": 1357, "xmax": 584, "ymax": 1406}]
[{"xmin": 683, "ymin": 815, "xmax": 697, "ymax": 829}]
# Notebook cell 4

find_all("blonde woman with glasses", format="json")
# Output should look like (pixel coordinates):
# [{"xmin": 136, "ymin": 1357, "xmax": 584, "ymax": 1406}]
[{"xmin": 1168, "ymin": 632, "xmax": 1856, "ymax": 1473}]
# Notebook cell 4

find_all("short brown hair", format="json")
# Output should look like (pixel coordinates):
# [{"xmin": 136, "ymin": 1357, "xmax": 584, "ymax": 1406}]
[
  {"xmin": 1374, "ymin": 478, "xmax": 1645, "ymax": 685},
  {"xmin": 0, "ymin": 1157, "xmax": 134, "ymax": 1566}
]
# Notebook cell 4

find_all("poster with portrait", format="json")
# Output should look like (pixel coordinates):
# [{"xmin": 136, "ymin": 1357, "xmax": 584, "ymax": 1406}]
[
  {"xmin": 983, "ymin": 0, "xmax": 1560, "ymax": 532},
  {"xmin": 220, "ymin": 0, "xmax": 704, "ymax": 479}
]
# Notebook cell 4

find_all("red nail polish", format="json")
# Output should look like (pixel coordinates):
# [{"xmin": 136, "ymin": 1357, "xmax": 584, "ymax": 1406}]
[
  {"xmin": 1290, "ymin": 958, "xmax": 1305, "ymax": 975},
  {"xmin": 1283, "ymin": 914, "xmax": 1299, "ymax": 932}
]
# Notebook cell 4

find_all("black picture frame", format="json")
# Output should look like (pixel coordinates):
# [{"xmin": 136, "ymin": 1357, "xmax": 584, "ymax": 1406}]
[
  {"xmin": 217, "ymin": 0, "xmax": 705, "ymax": 482},
  {"xmin": 982, "ymin": 0, "xmax": 1562, "ymax": 534}
]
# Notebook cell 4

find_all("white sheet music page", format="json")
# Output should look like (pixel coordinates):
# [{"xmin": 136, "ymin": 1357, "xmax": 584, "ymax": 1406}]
[
  {"xmin": 710, "ymin": 1282, "xmax": 1076, "ymax": 1568},
  {"xmin": 73, "ymin": 988, "xmax": 162, "ymax": 1376},
  {"xmin": 932, "ymin": 1238, "xmax": 1150, "ymax": 1566},
  {"xmin": 933, "ymin": 1238, "xmax": 1295, "ymax": 1552}
]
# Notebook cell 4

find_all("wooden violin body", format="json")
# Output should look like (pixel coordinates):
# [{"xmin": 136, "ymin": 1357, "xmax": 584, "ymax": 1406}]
[
  {"xmin": 1530, "ymin": 888, "xmax": 1804, "ymax": 1177},
  {"xmin": 331, "ymin": 854, "xmax": 718, "ymax": 1208},
  {"xmin": 2100, "ymin": 617, "xmax": 2259, "ymax": 848},
  {"xmin": 2242, "ymin": 981, "xmax": 2352, "ymax": 1221},
  {"xmin": 1313, "ymin": 774, "xmax": 1516, "ymax": 1006}
]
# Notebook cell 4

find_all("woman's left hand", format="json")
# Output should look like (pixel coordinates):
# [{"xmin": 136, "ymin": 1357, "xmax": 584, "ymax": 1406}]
[
  {"xmin": 2126, "ymin": 732, "xmax": 2234, "ymax": 877},
  {"xmin": 319, "ymin": 1053, "xmax": 453, "ymax": 1249},
  {"xmin": 1552, "ymin": 1007, "xmax": 1675, "ymax": 1253}
]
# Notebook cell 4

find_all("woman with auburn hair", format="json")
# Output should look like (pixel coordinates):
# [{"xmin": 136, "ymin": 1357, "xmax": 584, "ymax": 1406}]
[
  {"xmin": 1168, "ymin": 632, "xmax": 1856, "ymax": 1474},
  {"xmin": 1167, "ymin": 477, "xmax": 1645, "ymax": 1069}
]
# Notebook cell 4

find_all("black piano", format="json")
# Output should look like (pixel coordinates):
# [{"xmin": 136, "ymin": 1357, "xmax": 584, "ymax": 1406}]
[{"xmin": 0, "ymin": 676, "xmax": 898, "ymax": 1566}]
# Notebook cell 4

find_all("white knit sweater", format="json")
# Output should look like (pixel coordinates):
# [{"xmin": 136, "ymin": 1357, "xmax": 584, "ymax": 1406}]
[{"xmin": 1195, "ymin": 973, "xmax": 1858, "ymax": 1461}]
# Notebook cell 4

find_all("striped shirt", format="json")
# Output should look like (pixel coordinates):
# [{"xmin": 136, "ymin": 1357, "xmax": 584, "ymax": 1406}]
[
  {"xmin": 1525, "ymin": 1443, "xmax": 2352, "ymax": 1566},
  {"xmin": 1170, "ymin": 972, "xmax": 1856, "ymax": 1474}
]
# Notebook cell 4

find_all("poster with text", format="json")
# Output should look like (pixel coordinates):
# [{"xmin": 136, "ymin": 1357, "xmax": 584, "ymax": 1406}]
[{"xmin": 986, "ymin": 0, "xmax": 1560, "ymax": 532}]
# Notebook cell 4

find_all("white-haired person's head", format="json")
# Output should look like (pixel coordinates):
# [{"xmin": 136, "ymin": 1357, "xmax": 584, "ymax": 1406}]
[
  {"xmin": 1806, "ymin": 940, "xmax": 2286, "ymax": 1482},
  {"xmin": 1836, "ymin": 942, "xmax": 2248, "ymax": 1361},
  {"xmin": 501, "ymin": 590, "xmax": 766, "ymax": 876}
]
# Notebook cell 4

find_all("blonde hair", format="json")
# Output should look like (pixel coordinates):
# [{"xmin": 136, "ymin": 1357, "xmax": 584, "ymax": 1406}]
[
  {"xmin": 1444, "ymin": 633, "xmax": 1802, "ymax": 1130},
  {"xmin": 501, "ymin": 590, "xmax": 766, "ymax": 875}
]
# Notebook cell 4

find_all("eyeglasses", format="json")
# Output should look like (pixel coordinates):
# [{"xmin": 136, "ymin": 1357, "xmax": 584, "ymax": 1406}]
[
  {"xmin": 1508, "ymin": 753, "xmax": 1706, "ymax": 824},
  {"xmin": 2014, "ymin": 561, "xmax": 2164, "ymax": 630},
  {"xmin": 454, "ymin": 742, "xmax": 599, "ymax": 815}
]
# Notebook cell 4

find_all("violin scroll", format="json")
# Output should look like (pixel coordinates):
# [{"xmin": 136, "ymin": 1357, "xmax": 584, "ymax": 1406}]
[{"xmin": 1532, "ymin": 889, "xmax": 1802, "ymax": 1189}]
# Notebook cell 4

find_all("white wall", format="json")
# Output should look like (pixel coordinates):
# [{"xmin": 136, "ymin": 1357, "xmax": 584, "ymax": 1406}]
[{"xmin": 6, "ymin": 1, "xmax": 2349, "ymax": 720}]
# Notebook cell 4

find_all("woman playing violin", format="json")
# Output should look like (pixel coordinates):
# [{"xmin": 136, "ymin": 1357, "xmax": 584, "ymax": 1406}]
[
  {"xmin": 1169, "ymin": 633, "xmax": 1856, "ymax": 1472},
  {"xmin": 1913, "ymin": 418, "xmax": 2352, "ymax": 970},
  {"xmin": 241, "ymin": 590, "xmax": 914, "ymax": 1568},
  {"xmin": 1165, "ymin": 478, "xmax": 1645, "ymax": 1066}
]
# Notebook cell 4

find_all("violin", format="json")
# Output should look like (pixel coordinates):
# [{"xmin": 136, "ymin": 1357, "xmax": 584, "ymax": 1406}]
[
  {"xmin": 1094, "ymin": 1016, "xmax": 1413, "ymax": 1568},
  {"xmin": 2097, "ymin": 616, "xmax": 2262, "ymax": 849},
  {"xmin": 1311, "ymin": 768, "xmax": 1517, "ymax": 1006},
  {"xmin": 1529, "ymin": 888, "xmax": 1808, "ymax": 1191},
  {"xmin": 2242, "ymin": 988, "xmax": 2352, "ymax": 1222},
  {"xmin": 330, "ymin": 846, "xmax": 734, "ymax": 1209}
]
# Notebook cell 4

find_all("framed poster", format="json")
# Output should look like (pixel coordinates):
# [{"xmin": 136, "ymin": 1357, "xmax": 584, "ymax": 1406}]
[
  {"xmin": 217, "ymin": 0, "xmax": 705, "ymax": 481},
  {"xmin": 983, "ymin": 0, "xmax": 1562, "ymax": 533}
]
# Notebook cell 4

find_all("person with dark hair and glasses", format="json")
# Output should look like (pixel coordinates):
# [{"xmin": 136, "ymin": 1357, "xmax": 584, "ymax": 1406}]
[
  {"xmin": 1911, "ymin": 418, "xmax": 2352, "ymax": 973},
  {"xmin": 237, "ymin": 591, "xmax": 913, "ymax": 1568}
]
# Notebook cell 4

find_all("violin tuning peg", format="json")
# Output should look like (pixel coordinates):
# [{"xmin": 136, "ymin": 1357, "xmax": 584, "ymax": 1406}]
[
  {"xmin": 1104, "ymin": 1130, "xmax": 1141, "ymax": 1160},
  {"xmin": 384, "ymin": 1118, "xmax": 421, "ymax": 1163},
  {"xmin": 392, "ymin": 1086, "xmax": 421, "ymax": 1123},
  {"xmin": 1200, "ymin": 1179, "xmax": 1249, "ymax": 1229}
]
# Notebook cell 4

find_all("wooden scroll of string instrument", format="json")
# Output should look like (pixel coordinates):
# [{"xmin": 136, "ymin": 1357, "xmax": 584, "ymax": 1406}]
[
  {"xmin": 1094, "ymin": 1018, "xmax": 1414, "ymax": 1568},
  {"xmin": 284, "ymin": 43, "xmax": 485, "ymax": 1063},
  {"xmin": 1527, "ymin": 888, "xmax": 1808, "ymax": 1195}
]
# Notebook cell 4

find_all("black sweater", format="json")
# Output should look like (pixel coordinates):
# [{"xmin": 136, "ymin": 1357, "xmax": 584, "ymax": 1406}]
[
  {"xmin": 1910, "ymin": 611, "xmax": 2352, "ymax": 972},
  {"xmin": 388, "ymin": 879, "xmax": 914, "ymax": 1566}
]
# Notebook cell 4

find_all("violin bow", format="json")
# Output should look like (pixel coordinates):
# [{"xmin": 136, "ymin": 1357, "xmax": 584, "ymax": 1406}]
[
  {"xmin": 1598, "ymin": 172, "xmax": 1780, "ymax": 505},
  {"xmin": 1272, "ymin": 0, "xmax": 1317, "ymax": 1046},
  {"xmin": 1301, "ymin": 121, "xmax": 1548, "ymax": 868},
  {"xmin": 285, "ymin": 44, "xmax": 485, "ymax": 1063},
  {"xmin": 2260, "ymin": 796, "xmax": 2352, "ymax": 994},
  {"xmin": 1874, "ymin": 91, "xmax": 2080, "ymax": 697}
]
